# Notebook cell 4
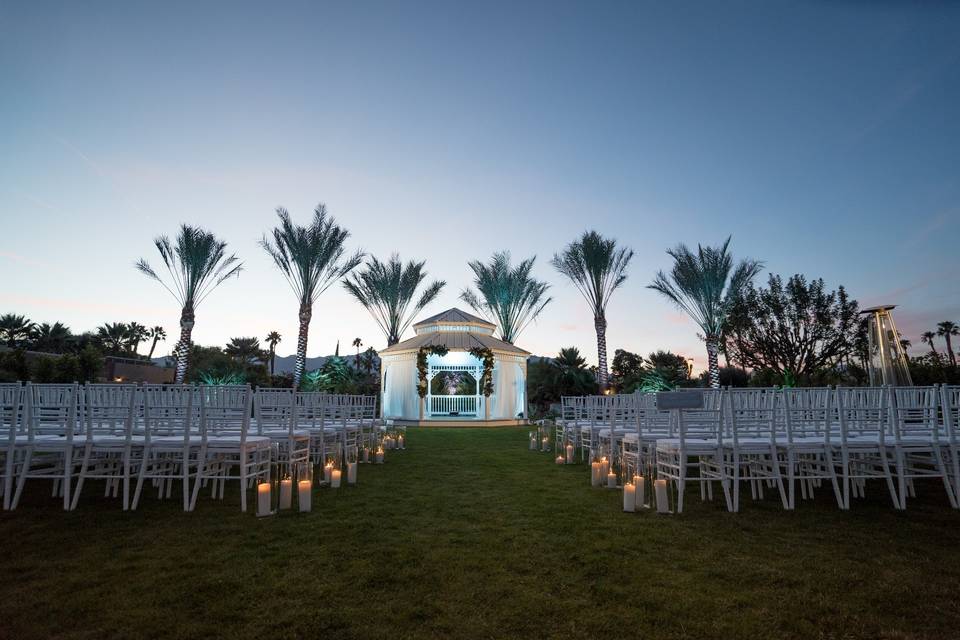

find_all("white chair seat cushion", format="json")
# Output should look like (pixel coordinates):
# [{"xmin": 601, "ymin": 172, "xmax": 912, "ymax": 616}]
[
  {"xmin": 656, "ymin": 438, "xmax": 719, "ymax": 453},
  {"xmin": 207, "ymin": 435, "xmax": 271, "ymax": 448}
]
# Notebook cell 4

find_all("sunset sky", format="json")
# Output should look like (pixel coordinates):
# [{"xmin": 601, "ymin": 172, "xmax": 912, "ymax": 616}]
[{"xmin": 1, "ymin": 1, "xmax": 958, "ymax": 370}]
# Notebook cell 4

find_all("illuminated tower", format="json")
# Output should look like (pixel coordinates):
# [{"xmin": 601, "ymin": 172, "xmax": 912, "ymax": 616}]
[{"xmin": 860, "ymin": 305, "xmax": 912, "ymax": 386}]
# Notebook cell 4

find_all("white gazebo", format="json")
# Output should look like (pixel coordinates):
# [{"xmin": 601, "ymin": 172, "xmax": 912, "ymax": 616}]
[{"xmin": 379, "ymin": 308, "xmax": 529, "ymax": 426}]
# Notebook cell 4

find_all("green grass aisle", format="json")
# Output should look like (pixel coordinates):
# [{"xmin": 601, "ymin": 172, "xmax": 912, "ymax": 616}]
[{"xmin": 2, "ymin": 428, "xmax": 960, "ymax": 639}]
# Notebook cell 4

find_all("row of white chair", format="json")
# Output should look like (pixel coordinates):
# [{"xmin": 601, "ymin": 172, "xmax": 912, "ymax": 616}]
[
  {"xmin": 558, "ymin": 386, "xmax": 960, "ymax": 513},
  {"xmin": 0, "ymin": 383, "xmax": 382, "ymax": 512}
]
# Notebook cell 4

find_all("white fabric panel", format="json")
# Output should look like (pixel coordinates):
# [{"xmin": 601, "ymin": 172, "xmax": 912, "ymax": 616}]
[
  {"xmin": 382, "ymin": 360, "xmax": 419, "ymax": 419},
  {"xmin": 491, "ymin": 359, "xmax": 519, "ymax": 419}
]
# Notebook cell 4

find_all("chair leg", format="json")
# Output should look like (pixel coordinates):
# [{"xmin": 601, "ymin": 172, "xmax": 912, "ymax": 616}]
[
  {"xmin": 70, "ymin": 444, "xmax": 92, "ymax": 511},
  {"xmin": 3, "ymin": 446, "xmax": 15, "ymax": 510},
  {"xmin": 190, "ymin": 445, "xmax": 208, "ymax": 512},
  {"xmin": 934, "ymin": 447, "xmax": 958, "ymax": 509},
  {"xmin": 131, "ymin": 448, "xmax": 150, "ymax": 510},
  {"xmin": 239, "ymin": 448, "xmax": 249, "ymax": 513},
  {"xmin": 61, "ymin": 448, "xmax": 73, "ymax": 511}
]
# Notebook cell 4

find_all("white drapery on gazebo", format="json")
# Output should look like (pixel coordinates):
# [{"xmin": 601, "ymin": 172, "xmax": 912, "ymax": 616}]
[{"xmin": 379, "ymin": 308, "xmax": 529, "ymax": 424}]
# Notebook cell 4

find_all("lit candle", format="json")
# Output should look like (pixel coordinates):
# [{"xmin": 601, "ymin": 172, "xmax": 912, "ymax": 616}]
[
  {"xmin": 541, "ymin": 436, "xmax": 548, "ymax": 452},
  {"xmin": 600, "ymin": 457, "xmax": 609, "ymax": 477},
  {"xmin": 347, "ymin": 461, "xmax": 357, "ymax": 484},
  {"xmin": 256, "ymin": 482, "xmax": 271, "ymax": 517},
  {"xmin": 607, "ymin": 469, "xmax": 617, "ymax": 488},
  {"xmin": 331, "ymin": 468, "xmax": 342, "ymax": 488},
  {"xmin": 565, "ymin": 443, "xmax": 574, "ymax": 464},
  {"xmin": 363, "ymin": 447, "xmax": 370, "ymax": 463},
  {"xmin": 591, "ymin": 461, "xmax": 601, "ymax": 487},
  {"xmin": 279, "ymin": 477, "xmax": 292, "ymax": 509},
  {"xmin": 623, "ymin": 482, "xmax": 636, "ymax": 512},
  {"xmin": 655, "ymin": 478, "xmax": 669, "ymax": 513},
  {"xmin": 529, "ymin": 434, "xmax": 537, "ymax": 451},
  {"xmin": 375, "ymin": 447, "xmax": 384, "ymax": 464},
  {"xmin": 398, "ymin": 435, "xmax": 405, "ymax": 449},
  {"xmin": 298, "ymin": 479, "xmax": 311, "ymax": 512},
  {"xmin": 634, "ymin": 474, "xmax": 645, "ymax": 508},
  {"xmin": 324, "ymin": 462, "xmax": 333, "ymax": 483},
  {"xmin": 555, "ymin": 455, "xmax": 564, "ymax": 465}
]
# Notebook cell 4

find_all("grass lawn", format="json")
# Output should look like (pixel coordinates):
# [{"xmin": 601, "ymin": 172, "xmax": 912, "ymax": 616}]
[{"xmin": 2, "ymin": 427, "xmax": 960, "ymax": 640}]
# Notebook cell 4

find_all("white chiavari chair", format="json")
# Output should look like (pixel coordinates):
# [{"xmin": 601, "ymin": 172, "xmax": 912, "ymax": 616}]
[
  {"xmin": 941, "ymin": 385, "xmax": 960, "ymax": 500},
  {"xmin": 888, "ymin": 386, "xmax": 957, "ymax": 509},
  {"xmin": 254, "ymin": 388, "xmax": 311, "ymax": 479},
  {"xmin": 70, "ymin": 383, "xmax": 139, "ymax": 510},
  {"xmin": 833, "ymin": 386, "xmax": 899, "ymax": 510},
  {"xmin": 656, "ymin": 392, "xmax": 731, "ymax": 513},
  {"xmin": 1, "ymin": 383, "xmax": 24, "ymax": 510},
  {"xmin": 723, "ymin": 388, "xmax": 787, "ymax": 511},
  {"xmin": 191, "ymin": 384, "xmax": 270, "ymax": 512},
  {"xmin": 780, "ymin": 387, "xmax": 842, "ymax": 509},
  {"xmin": 132, "ymin": 384, "xmax": 202, "ymax": 511},
  {"xmin": 11, "ymin": 383, "xmax": 82, "ymax": 510}
]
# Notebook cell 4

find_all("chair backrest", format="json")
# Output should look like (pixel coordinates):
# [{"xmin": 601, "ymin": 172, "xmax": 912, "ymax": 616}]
[
  {"xmin": 676, "ymin": 391, "xmax": 724, "ymax": 447},
  {"xmin": 725, "ymin": 388, "xmax": 778, "ymax": 444},
  {"xmin": 82, "ymin": 384, "xmax": 138, "ymax": 442},
  {"xmin": 835, "ymin": 386, "xmax": 887, "ymax": 445},
  {"xmin": 142, "ymin": 384, "xmax": 197, "ymax": 441},
  {"xmin": 254, "ymin": 388, "xmax": 295, "ymax": 434},
  {"xmin": 782, "ymin": 387, "xmax": 833, "ymax": 443},
  {"xmin": 941, "ymin": 385, "xmax": 960, "ymax": 445},
  {"xmin": 200, "ymin": 385, "xmax": 252, "ymax": 439},
  {"xmin": 0, "ymin": 383, "xmax": 24, "ymax": 446},
  {"xmin": 889, "ymin": 386, "xmax": 940, "ymax": 444},
  {"xmin": 25, "ymin": 383, "xmax": 80, "ymax": 442}
]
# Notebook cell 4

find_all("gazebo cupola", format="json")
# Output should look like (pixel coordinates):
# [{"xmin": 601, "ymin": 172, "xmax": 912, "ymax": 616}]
[{"xmin": 378, "ymin": 308, "xmax": 529, "ymax": 426}]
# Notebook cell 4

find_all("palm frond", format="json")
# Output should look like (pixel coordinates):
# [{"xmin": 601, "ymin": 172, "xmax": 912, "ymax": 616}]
[{"xmin": 551, "ymin": 230, "xmax": 633, "ymax": 317}]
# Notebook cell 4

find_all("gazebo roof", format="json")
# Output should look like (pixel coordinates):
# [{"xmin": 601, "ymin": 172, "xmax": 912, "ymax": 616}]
[
  {"xmin": 412, "ymin": 308, "xmax": 494, "ymax": 329},
  {"xmin": 381, "ymin": 307, "xmax": 529, "ymax": 356}
]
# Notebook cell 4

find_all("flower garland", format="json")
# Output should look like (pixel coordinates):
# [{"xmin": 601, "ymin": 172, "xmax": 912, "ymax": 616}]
[
  {"xmin": 416, "ymin": 345, "xmax": 449, "ymax": 399},
  {"xmin": 468, "ymin": 346, "xmax": 495, "ymax": 397}
]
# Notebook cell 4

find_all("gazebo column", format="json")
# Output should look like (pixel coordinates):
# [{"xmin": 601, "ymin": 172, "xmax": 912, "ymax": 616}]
[{"xmin": 425, "ymin": 363, "xmax": 433, "ymax": 419}]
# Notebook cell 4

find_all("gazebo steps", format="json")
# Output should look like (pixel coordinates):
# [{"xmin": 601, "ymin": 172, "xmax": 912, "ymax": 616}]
[{"xmin": 390, "ymin": 418, "xmax": 528, "ymax": 428}]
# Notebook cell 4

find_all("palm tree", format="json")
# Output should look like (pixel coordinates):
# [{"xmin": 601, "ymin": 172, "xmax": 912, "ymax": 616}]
[
  {"xmin": 260, "ymin": 204, "xmax": 363, "ymax": 389},
  {"xmin": 938, "ymin": 321, "xmax": 958, "ymax": 366},
  {"xmin": 265, "ymin": 331, "xmax": 282, "ymax": 375},
  {"xmin": 344, "ymin": 254, "xmax": 445, "ymax": 346},
  {"xmin": 225, "ymin": 337, "xmax": 265, "ymax": 365},
  {"xmin": 648, "ymin": 237, "xmax": 762, "ymax": 389},
  {"xmin": 352, "ymin": 337, "xmax": 362, "ymax": 369},
  {"xmin": 136, "ymin": 225, "xmax": 243, "ymax": 383},
  {"xmin": 98, "ymin": 322, "xmax": 131, "ymax": 355},
  {"xmin": 460, "ymin": 251, "xmax": 551, "ymax": 344},
  {"xmin": 0, "ymin": 314, "xmax": 35, "ymax": 348},
  {"xmin": 31, "ymin": 322, "xmax": 73, "ymax": 353},
  {"xmin": 126, "ymin": 322, "xmax": 149, "ymax": 354},
  {"xmin": 146, "ymin": 326, "xmax": 167, "ymax": 359},
  {"xmin": 555, "ymin": 347, "xmax": 587, "ymax": 370},
  {"xmin": 921, "ymin": 331, "xmax": 940, "ymax": 356},
  {"xmin": 551, "ymin": 231, "xmax": 633, "ymax": 389}
]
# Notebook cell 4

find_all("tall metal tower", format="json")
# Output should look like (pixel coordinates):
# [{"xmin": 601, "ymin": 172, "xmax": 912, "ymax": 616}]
[{"xmin": 860, "ymin": 305, "xmax": 912, "ymax": 386}]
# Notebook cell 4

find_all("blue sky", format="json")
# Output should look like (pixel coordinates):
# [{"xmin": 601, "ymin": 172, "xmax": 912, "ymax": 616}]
[{"xmin": 1, "ymin": 1, "xmax": 958, "ymax": 368}]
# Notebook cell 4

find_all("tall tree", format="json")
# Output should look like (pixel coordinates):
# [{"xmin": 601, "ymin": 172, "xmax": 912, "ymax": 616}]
[
  {"xmin": 146, "ymin": 326, "xmax": 167, "ymax": 359},
  {"xmin": 260, "ymin": 204, "xmax": 362, "ymax": 389},
  {"xmin": 922, "ymin": 331, "xmax": 940, "ymax": 356},
  {"xmin": 460, "ymin": 252, "xmax": 551, "ymax": 344},
  {"xmin": 724, "ymin": 274, "xmax": 860, "ymax": 382},
  {"xmin": 225, "ymin": 337, "xmax": 266, "ymax": 365},
  {"xmin": 265, "ymin": 331, "xmax": 282, "ymax": 375},
  {"xmin": 136, "ymin": 225, "xmax": 242, "ymax": 383},
  {"xmin": 31, "ymin": 322, "xmax": 73, "ymax": 353},
  {"xmin": 352, "ymin": 337, "xmax": 362, "ymax": 369},
  {"xmin": 552, "ymin": 231, "xmax": 633, "ymax": 389},
  {"xmin": 938, "ymin": 321, "xmax": 958, "ymax": 366},
  {"xmin": 0, "ymin": 314, "xmax": 35, "ymax": 348},
  {"xmin": 97, "ymin": 322, "xmax": 131, "ymax": 355},
  {"xmin": 344, "ymin": 254, "xmax": 445, "ymax": 346},
  {"xmin": 649, "ymin": 236, "xmax": 761, "ymax": 389},
  {"xmin": 126, "ymin": 322, "xmax": 149, "ymax": 354}
]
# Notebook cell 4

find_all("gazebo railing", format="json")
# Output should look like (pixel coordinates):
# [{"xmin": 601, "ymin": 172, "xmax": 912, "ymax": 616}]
[{"xmin": 429, "ymin": 395, "xmax": 478, "ymax": 416}]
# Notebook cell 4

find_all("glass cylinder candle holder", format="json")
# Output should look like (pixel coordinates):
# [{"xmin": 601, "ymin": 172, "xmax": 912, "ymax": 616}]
[
  {"xmin": 257, "ymin": 442, "xmax": 281, "ymax": 517},
  {"xmin": 297, "ymin": 461, "xmax": 313, "ymax": 513}
]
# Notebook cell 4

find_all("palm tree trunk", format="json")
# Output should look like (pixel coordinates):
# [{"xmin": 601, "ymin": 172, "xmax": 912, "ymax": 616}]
[
  {"xmin": 293, "ymin": 303, "xmax": 312, "ymax": 389},
  {"xmin": 269, "ymin": 347, "xmax": 276, "ymax": 375},
  {"xmin": 147, "ymin": 337, "xmax": 159, "ymax": 359},
  {"xmin": 705, "ymin": 335, "xmax": 721, "ymax": 389},
  {"xmin": 946, "ymin": 334, "xmax": 956, "ymax": 366},
  {"xmin": 594, "ymin": 314, "xmax": 608, "ymax": 389},
  {"xmin": 174, "ymin": 308, "xmax": 194, "ymax": 384}
]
